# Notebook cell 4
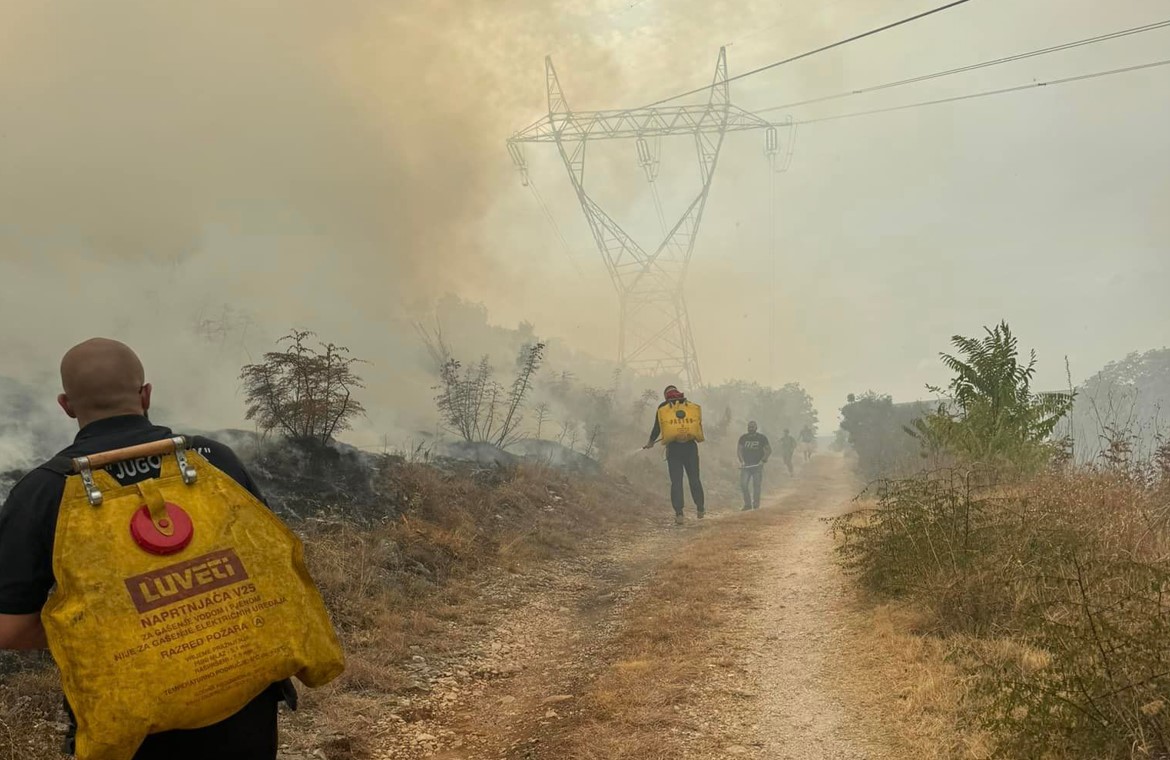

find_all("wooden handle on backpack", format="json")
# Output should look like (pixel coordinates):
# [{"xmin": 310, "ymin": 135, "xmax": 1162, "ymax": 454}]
[{"xmin": 74, "ymin": 437, "xmax": 188, "ymax": 471}]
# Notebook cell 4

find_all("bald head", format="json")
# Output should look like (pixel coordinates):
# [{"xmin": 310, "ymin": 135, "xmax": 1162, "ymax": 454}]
[{"xmin": 58, "ymin": 338, "xmax": 151, "ymax": 427}]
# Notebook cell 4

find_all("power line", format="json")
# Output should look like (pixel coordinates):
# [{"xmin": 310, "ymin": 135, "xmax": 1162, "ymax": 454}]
[
  {"xmin": 758, "ymin": 18, "xmax": 1170, "ymax": 114},
  {"xmin": 724, "ymin": 0, "xmax": 854, "ymax": 51},
  {"xmin": 527, "ymin": 176, "xmax": 588, "ymax": 277},
  {"xmin": 788, "ymin": 57, "xmax": 1170, "ymax": 126},
  {"xmin": 643, "ymin": 0, "xmax": 975, "ymax": 108}
]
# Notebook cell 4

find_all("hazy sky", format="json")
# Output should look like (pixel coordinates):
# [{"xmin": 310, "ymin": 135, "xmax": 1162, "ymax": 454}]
[
  {"xmin": 491, "ymin": 0, "xmax": 1170, "ymax": 422},
  {"xmin": 0, "ymin": 0, "xmax": 1166, "ymax": 438}
]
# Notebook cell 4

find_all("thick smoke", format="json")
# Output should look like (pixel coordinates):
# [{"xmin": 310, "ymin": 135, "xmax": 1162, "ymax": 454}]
[
  {"xmin": 0, "ymin": 377, "xmax": 74, "ymax": 473},
  {"xmin": 0, "ymin": 0, "xmax": 627, "ymax": 448},
  {"xmin": 0, "ymin": 0, "xmax": 809, "ymax": 455},
  {"xmin": 2, "ymin": 0, "xmax": 1165, "ymax": 462}
]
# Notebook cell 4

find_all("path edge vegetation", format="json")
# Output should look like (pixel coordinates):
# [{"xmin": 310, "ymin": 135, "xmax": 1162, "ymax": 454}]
[{"xmin": 833, "ymin": 321, "xmax": 1170, "ymax": 760}]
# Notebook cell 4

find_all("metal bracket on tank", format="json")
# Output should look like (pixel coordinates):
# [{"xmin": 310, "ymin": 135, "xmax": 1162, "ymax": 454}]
[
  {"xmin": 73, "ymin": 457, "xmax": 103, "ymax": 507},
  {"xmin": 172, "ymin": 436, "xmax": 198, "ymax": 486}
]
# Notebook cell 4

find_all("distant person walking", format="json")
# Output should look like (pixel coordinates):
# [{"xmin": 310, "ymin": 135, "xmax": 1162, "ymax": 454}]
[
  {"xmin": 778, "ymin": 429, "xmax": 797, "ymax": 475},
  {"xmin": 643, "ymin": 385, "xmax": 705, "ymax": 525},
  {"xmin": 736, "ymin": 421, "xmax": 771, "ymax": 511},
  {"xmin": 799, "ymin": 425, "xmax": 816, "ymax": 463}
]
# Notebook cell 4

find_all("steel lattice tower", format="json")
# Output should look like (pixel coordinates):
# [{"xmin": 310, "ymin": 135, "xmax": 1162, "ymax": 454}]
[{"xmin": 508, "ymin": 48, "xmax": 789, "ymax": 387}]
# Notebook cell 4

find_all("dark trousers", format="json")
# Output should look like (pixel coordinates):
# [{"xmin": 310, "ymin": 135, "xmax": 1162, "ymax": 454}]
[
  {"xmin": 782, "ymin": 451, "xmax": 794, "ymax": 475},
  {"xmin": 740, "ymin": 465, "xmax": 763, "ymax": 509},
  {"xmin": 132, "ymin": 689, "xmax": 279, "ymax": 760},
  {"xmin": 666, "ymin": 441, "xmax": 705, "ymax": 515}
]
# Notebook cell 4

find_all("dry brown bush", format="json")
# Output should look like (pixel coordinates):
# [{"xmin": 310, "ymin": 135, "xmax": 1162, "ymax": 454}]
[{"xmin": 835, "ymin": 465, "xmax": 1170, "ymax": 759}]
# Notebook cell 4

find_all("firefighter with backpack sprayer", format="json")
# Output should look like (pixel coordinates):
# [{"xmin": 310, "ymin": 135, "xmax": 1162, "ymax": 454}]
[
  {"xmin": 0, "ymin": 338, "xmax": 343, "ymax": 760},
  {"xmin": 642, "ymin": 385, "xmax": 706, "ymax": 525}
]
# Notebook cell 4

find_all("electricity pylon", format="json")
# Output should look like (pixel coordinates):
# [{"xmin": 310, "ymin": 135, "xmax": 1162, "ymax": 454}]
[{"xmin": 507, "ymin": 48, "xmax": 791, "ymax": 388}]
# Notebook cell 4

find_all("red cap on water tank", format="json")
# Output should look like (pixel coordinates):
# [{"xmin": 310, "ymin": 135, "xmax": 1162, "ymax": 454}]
[{"xmin": 130, "ymin": 503, "xmax": 194, "ymax": 555}]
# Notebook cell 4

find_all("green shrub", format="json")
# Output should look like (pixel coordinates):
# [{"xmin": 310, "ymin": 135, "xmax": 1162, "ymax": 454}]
[{"xmin": 911, "ymin": 321, "xmax": 1074, "ymax": 473}]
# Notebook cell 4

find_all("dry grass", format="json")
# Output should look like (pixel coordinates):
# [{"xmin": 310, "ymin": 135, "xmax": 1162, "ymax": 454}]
[
  {"xmin": 0, "ymin": 459, "xmax": 662, "ymax": 759},
  {"xmin": 835, "ymin": 466, "xmax": 1170, "ymax": 759},
  {"xmin": 284, "ymin": 459, "xmax": 662, "ymax": 754},
  {"xmin": 855, "ymin": 602, "xmax": 996, "ymax": 760},
  {"xmin": 0, "ymin": 655, "xmax": 63, "ymax": 760}
]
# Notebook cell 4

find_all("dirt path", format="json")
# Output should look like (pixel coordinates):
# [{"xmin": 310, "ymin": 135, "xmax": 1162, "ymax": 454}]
[
  {"xmin": 677, "ymin": 454, "xmax": 893, "ymax": 759},
  {"xmin": 368, "ymin": 516, "xmax": 683, "ymax": 759},
  {"xmin": 367, "ymin": 455, "xmax": 895, "ymax": 759}
]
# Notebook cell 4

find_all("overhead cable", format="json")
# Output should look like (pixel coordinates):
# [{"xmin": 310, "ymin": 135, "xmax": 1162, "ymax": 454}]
[
  {"xmin": 642, "ymin": 0, "xmax": 975, "ymax": 108},
  {"xmin": 788, "ymin": 58, "xmax": 1170, "ymax": 126},
  {"xmin": 757, "ymin": 18, "xmax": 1170, "ymax": 114}
]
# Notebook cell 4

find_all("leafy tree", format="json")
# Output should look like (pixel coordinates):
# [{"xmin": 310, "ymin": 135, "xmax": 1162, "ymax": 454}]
[
  {"xmin": 912, "ymin": 321, "xmax": 1073, "ymax": 469},
  {"xmin": 239, "ymin": 329, "xmax": 366, "ymax": 445},
  {"xmin": 1069, "ymin": 347, "xmax": 1170, "ymax": 463},
  {"xmin": 839, "ymin": 392, "xmax": 931, "ymax": 479},
  {"xmin": 701, "ymin": 380, "xmax": 817, "ymax": 439}
]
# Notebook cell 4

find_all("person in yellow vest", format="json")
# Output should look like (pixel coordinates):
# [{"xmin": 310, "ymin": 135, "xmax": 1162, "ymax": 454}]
[
  {"xmin": 0, "ymin": 339, "xmax": 297, "ymax": 759},
  {"xmin": 642, "ymin": 385, "xmax": 705, "ymax": 525}
]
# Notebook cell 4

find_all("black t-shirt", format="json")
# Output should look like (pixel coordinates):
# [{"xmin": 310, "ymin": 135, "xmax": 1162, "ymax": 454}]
[
  {"xmin": 738, "ymin": 432, "xmax": 771, "ymax": 466},
  {"xmin": 0, "ymin": 414, "xmax": 287, "ymax": 758}
]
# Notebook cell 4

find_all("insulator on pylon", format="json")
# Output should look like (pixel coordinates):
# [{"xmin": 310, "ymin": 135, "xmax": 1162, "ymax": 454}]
[
  {"xmin": 507, "ymin": 141, "xmax": 530, "ymax": 187},
  {"xmin": 765, "ymin": 118, "xmax": 796, "ymax": 173},
  {"xmin": 635, "ymin": 137, "xmax": 658, "ymax": 183}
]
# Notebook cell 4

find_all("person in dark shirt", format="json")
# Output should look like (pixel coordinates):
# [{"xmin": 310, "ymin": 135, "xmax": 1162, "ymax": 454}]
[
  {"xmin": 736, "ymin": 421, "xmax": 771, "ymax": 511},
  {"xmin": 642, "ymin": 385, "xmax": 705, "ymax": 525},
  {"xmin": 778, "ymin": 428, "xmax": 797, "ymax": 475},
  {"xmin": 0, "ymin": 338, "xmax": 292, "ymax": 759}
]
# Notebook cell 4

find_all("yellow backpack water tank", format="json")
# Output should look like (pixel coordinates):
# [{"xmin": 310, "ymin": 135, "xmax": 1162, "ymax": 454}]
[
  {"xmin": 657, "ymin": 400, "xmax": 705, "ymax": 444},
  {"xmin": 41, "ymin": 437, "xmax": 345, "ymax": 760}
]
